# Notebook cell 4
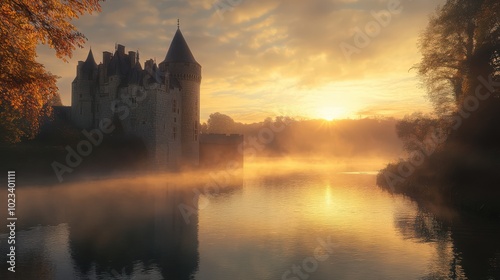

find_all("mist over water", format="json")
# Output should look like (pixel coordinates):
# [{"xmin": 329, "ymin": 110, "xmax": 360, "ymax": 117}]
[{"xmin": 1, "ymin": 158, "xmax": 499, "ymax": 279}]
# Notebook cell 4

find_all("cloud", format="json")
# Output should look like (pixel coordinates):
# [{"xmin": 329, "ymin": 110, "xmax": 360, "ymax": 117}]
[{"xmin": 36, "ymin": 0, "xmax": 445, "ymax": 122}]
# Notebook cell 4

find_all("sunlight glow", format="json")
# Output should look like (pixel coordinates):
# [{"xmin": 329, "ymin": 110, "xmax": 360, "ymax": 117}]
[
  {"xmin": 316, "ymin": 107, "xmax": 347, "ymax": 121},
  {"xmin": 325, "ymin": 184, "xmax": 332, "ymax": 206}
]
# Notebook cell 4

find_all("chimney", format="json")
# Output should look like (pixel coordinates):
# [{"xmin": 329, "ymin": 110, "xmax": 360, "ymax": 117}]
[
  {"xmin": 117, "ymin": 44, "xmax": 125, "ymax": 55},
  {"xmin": 129, "ymin": 51, "xmax": 136, "ymax": 67},
  {"xmin": 103, "ymin": 51, "xmax": 112, "ymax": 63},
  {"xmin": 145, "ymin": 59, "xmax": 154, "ymax": 75},
  {"xmin": 102, "ymin": 51, "xmax": 112, "ymax": 81}
]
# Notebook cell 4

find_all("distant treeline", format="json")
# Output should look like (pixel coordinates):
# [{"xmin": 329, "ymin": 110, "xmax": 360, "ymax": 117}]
[{"xmin": 201, "ymin": 112, "xmax": 402, "ymax": 158}]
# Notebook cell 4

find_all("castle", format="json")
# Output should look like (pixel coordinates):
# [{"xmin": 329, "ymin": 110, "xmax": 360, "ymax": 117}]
[{"xmin": 71, "ymin": 26, "xmax": 201, "ymax": 169}]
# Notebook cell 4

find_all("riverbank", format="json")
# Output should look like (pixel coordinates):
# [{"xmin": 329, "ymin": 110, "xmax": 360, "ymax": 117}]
[{"xmin": 377, "ymin": 143, "xmax": 500, "ymax": 219}]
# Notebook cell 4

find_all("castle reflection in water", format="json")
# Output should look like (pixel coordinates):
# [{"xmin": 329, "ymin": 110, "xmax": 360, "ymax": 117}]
[{"xmin": 0, "ymin": 173, "xmax": 242, "ymax": 280}]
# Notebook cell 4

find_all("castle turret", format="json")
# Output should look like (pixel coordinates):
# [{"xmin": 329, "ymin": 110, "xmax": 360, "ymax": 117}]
[
  {"xmin": 72, "ymin": 49, "xmax": 98, "ymax": 129},
  {"xmin": 81, "ymin": 49, "xmax": 98, "ymax": 79},
  {"xmin": 160, "ymin": 25, "xmax": 201, "ymax": 167}
]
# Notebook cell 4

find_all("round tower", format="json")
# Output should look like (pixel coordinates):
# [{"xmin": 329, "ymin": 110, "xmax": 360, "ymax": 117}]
[{"xmin": 159, "ymin": 25, "xmax": 201, "ymax": 167}]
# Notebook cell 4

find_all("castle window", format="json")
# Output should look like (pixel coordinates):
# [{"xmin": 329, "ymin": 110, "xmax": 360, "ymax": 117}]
[
  {"xmin": 79, "ymin": 94, "xmax": 82, "ymax": 98},
  {"xmin": 174, "ymin": 117, "xmax": 176, "ymax": 123},
  {"xmin": 172, "ymin": 126, "xmax": 177, "ymax": 140},
  {"xmin": 172, "ymin": 99, "xmax": 177, "ymax": 113}
]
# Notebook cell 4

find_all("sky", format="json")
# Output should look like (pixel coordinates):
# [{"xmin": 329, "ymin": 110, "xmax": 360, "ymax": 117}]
[{"xmin": 37, "ymin": 0, "xmax": 445, "ymax": 123}]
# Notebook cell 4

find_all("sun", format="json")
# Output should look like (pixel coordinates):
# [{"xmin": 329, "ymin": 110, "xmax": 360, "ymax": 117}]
[{"xmin": 316, "ymin": 107, "xmax": 346, "ymax": 121}]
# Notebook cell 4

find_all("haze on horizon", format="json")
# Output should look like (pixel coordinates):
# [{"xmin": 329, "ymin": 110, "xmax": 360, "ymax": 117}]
[{"xmin": 36, "ymin": 0, "xmax": 446, "ymax": 123}]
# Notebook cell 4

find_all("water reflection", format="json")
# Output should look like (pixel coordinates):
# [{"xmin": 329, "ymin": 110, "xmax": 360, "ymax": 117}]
[
  {"xmin": 1, "ymin": 162, "xmax": 499, "ymax": 279},
  {"xmin": 67, "ymin": 183, "xmax": 199, "ymax": 279},
  {"xmin": 0, "ymin": 174, "xmax": 242, "ymax": 280},
  {"xmin": 395, "ymin": 202, "xmax": 500, "ymax": 279}
]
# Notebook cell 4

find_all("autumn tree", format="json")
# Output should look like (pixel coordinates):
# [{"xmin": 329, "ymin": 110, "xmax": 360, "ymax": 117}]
[
  {"xmin": 416, "ymin": 0, "xmax": 499, "ymax": 116},
  {"xmin": 0, "ymin": 0, "xmax": 103, "ymax": 143}
]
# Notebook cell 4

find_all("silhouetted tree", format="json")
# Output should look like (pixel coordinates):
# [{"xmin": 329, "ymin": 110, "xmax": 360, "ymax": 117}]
[
  {"xmin": 0, "ymin": 0, "xmax": 103, "ymax": 143},
  {"xmin": 396, "ymin": 113, "xmax": 440, "ymax": 153},
  {"xmin": 200, "ymin": 122, "xmax": 208, "ymax": 134},
  {"xmin": 416, "ymin": 0, "xmax": 499, "ymax": 116},
  {"xmin": 206, "ymin": 112, "xmax": 235, "ymax": 134}
]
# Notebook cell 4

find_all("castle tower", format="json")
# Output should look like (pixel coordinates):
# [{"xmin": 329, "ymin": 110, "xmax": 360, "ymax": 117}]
[
  {"xmin": 71, "ymin": 49, "xmax": 98, "ymax": 129},
  {"xmin": 159, "ymin": 25, "xmax": 201, "ymax": 167}
]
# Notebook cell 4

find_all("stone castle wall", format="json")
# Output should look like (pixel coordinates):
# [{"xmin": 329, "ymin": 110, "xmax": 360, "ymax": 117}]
[
  {"xmin": 71, "ymin": 62, "xmax": 97, "ymax": 129},
  {"xmin": 71, "ymin": 44, "xmax": 201, "ymax": 169},
  {"xmin": 163, "ymin": 62, "xmax": 201, "ymax": 167},
  {"xmin": 165, "ymin": 87, "xmax": 182, "ymax": 168}
]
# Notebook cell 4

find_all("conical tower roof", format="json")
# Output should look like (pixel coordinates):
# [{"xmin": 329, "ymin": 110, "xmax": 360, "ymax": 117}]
[
  {"xmin": 82, "ymin": 48, "xmax": 97, "ymax": 72},
  {"xmin": 163, "ymin": 28, "xmax": 198, "ymax": 65}
]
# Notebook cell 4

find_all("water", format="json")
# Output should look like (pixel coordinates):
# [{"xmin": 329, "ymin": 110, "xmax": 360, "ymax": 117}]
[{"xmin": 1, "ymin": 159, "xmax": 499, "ymax": 279}]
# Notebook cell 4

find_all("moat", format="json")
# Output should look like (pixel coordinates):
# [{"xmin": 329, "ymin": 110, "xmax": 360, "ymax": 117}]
[{"xmin": 1, "ymin": 159, "xmax": 499, "ymax": 280}]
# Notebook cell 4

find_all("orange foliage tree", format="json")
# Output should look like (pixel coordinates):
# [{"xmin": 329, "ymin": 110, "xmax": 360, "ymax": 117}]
[{"xmin": 0, "ymin": 0, "xmax": 103, "ymax": 143}]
